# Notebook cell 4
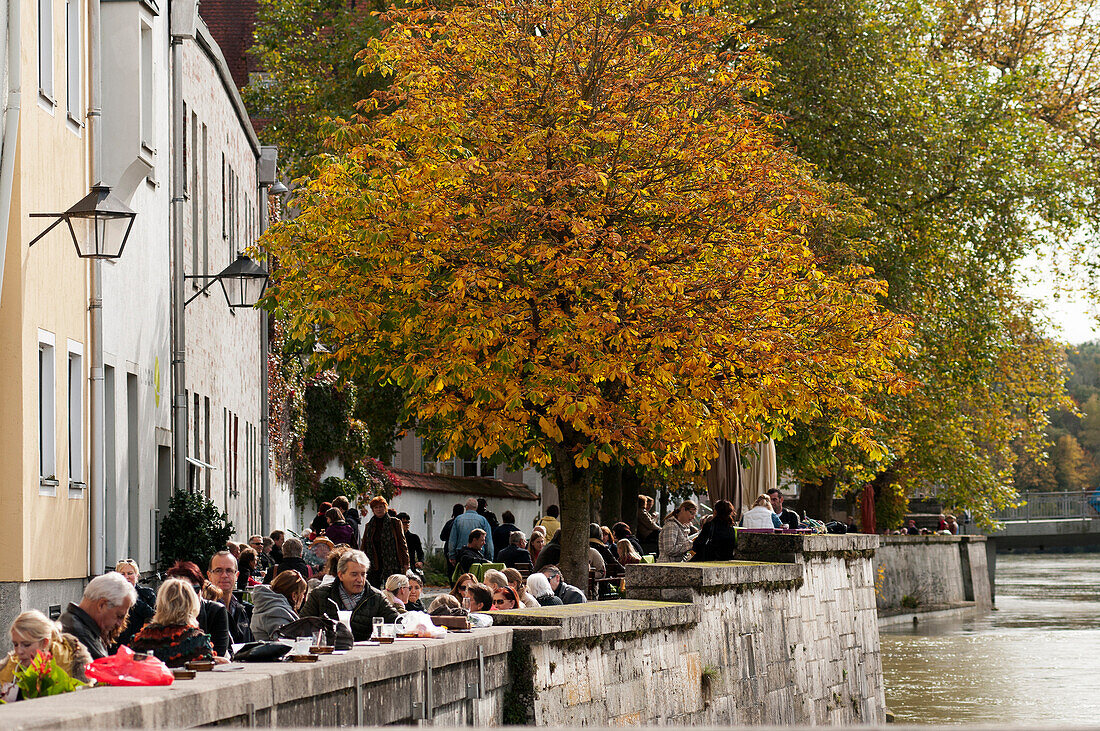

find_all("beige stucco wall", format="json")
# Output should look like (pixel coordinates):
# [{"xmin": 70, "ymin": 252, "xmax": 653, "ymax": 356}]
[{"xmin": 0, "ymin": 0, "xmax": 91, "ymax": 582}]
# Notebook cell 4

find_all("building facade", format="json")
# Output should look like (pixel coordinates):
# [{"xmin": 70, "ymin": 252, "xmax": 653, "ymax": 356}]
[{"xmin": 0, "ymin": 0, "xmax": 285, "ymax": 635}]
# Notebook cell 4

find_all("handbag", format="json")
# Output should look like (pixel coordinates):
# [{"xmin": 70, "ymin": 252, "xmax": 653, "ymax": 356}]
[{"xmin": 231, "ymin": 642, "xmax": 292, "ymax": 662}]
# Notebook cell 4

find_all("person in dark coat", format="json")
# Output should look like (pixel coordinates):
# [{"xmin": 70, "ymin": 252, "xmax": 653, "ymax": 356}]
[
  {"xmin": 477, "ymin": 498, "xmax": 499, "ymax": 531},
  {"xmin": 310, "ymin": 502, "xmax": 333, "ymax": 536},
  {"xmin": 264, "ymin": 538, "xmax": 313, "ymax": 583},
  {"xmin": 455, "ymin": 530, "xmax": 491, "ymax": 576},
  {"xmin": 612, "ymin": 522, "xmax": 644, "ymax": 557},
  {"xmin": 333, "ymin": 496, "xmax": 360, "ymax": 544},
  {"xmin": 397, "ymin": 512, "xmax": 425, "ymax": 570},
  {"xmin": 323, "ymin": 508, "xmax": 357, "ymax": 546},
  {"xmin": 492, "ymin": 511, "xmax": 519, "ymax": 556},
  {"xmin": 495, "ymin": 531, "xmax": 531, "ymax": 568},
  {"xmin": 540, "ymin": 565, "xmax": 585, "ymax": 604},
  {"xmin": 361, "ymin": 496, "xmax": 410, "ymax": 587},
  {"xmin": 440, "ymin": 503, "xmax": 464, "ymax": 567},
  {"xmin": 111, "ymin": 559, "xmax": 155, "ymax": 650},
  {"xmin": 299, "ymin": 550, "xmax": 399, "ymax": 640},
  {"xmin": 60, "ymin": 573, "xmax": 136, "ymax": 660},
  {"xmin": 589, "ymin": 523, "xmax": 625, "ymax": 577},
  {"xmin": 165, "ymin": 561, "xmax": 232, "ymax": 656},
  {"xmin": 691, "ymin": 499, "xmax": 737, "ymax": 562},
  {"xmin": 206, "ymin": 551, "xmax": 254, "ymax": 644}
]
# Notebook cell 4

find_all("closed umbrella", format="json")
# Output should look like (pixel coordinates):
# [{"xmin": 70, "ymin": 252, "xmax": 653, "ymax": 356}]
[
  {"xmin": 705, "ymin": 440, "xmax": 744, "ymax": 518},
  {"xmin": 743, "ymin": 439, "xmax": 777, "ymax": 498},
  {"xmin": 860, "ymin": 483, "xmax": 876, "ymax": 534}
]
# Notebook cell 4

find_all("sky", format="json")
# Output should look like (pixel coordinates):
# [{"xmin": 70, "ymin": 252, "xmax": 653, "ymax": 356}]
[{"xmin": 1016, "ymin": 252, "xmax": 1099, "ymax": 346}]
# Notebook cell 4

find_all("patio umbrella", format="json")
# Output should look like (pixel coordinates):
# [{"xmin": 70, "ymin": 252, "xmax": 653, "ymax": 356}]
[
  {"xmin": 860, "ymin": 483, "xmax": 876, "ymax": 533},
  {"xmin": 742, "ymin": 438, "xmax": 777, "ymax": 499},
  {"xmin": 705, "ymin": 439, "xmax": 744, "ymax": 518}
]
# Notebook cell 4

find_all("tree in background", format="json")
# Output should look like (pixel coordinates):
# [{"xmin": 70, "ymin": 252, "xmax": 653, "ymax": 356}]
[
  {"xmin": 748, "ymin": 0, "xmax": 1088, "ymax": 525},
  {"xmin": 260, "ymin": 0, "xmax": 910, "ymax": 585}
]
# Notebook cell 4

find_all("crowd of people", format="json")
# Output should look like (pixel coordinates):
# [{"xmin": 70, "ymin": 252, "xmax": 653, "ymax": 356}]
[{"xmin": 1, "ymin": 487, "xmax": 875, "ymax": 701}]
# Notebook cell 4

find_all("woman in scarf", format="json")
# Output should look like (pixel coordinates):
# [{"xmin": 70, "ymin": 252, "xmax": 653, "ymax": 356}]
[{"xmin": 360, "ymin": 496, "xmax": 410, "ymax": 587}]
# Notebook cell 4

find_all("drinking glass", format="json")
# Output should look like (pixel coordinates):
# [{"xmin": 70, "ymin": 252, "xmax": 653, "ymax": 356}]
[
  {"xmin": 372, "ymin": 616, "xmax": 384, "ymax": 641},
  {"xmin": 379, "ymin": 623, "xmax": 396, "ymax": 644}
]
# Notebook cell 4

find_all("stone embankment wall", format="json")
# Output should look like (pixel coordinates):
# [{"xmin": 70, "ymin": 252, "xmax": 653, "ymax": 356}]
[
  {"xmin": 873, "ymin": 535, "xmax": 993, "ymax": 614},
  {"xmin": 495, "ymin": 533, "xmax": 885, "ymax": 726},
  {"xmin": 6, "ymin": 534, "xmax": 884, "ymax": 728}
]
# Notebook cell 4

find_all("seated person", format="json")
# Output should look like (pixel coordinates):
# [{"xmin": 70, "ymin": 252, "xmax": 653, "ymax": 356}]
[
  {"xmin": 525, "ymin": 572, "xmax": 564, "ymax": 606},
  {"xmin": 455, "ymin": 530, "xmax": 491, "ymax": 576},
  {"xmin": 483, "ymin": 569, "xmax": 509, "ymax": 593},
  {"xmin": 495, "ymin": 531, "xmax": 532, "ymax": 568},
  {"xmin": 428, "ymin": 594, "xmax": 467, "ymax": 616},
  {"xmin": 299, "ymin": 549, "xmax": 398, "ymax": 640},
  {"xmin": 406, "ymin": 572, "xmax": 426, "ymax": 613},
  {"xmin": 60, "ymin": 572, "xmax": 136, "ymax": 660},
  {"xmin": 589, "ymin": 523, "xmax": 625, "ymax": 577},
  {"xmin": 250, "ymin": 570, "xmax": 308, "ymax": 641},
  {"xmin": 206, "ymin": 551, "xmax": 254, "ymax": 644},
  {"xmin": 617, "ymin": 539, "xmax": 643, "ymax": 565},
  {"xmin": 540, "ymin": 565, "xmax": 585, "ymax": 604},
  {"xmin": 692, "ymin": 499, "xmax": 737, "ymax": 561},
  {"xmin": 323, "ymin": 508, "xmax": 357, "ymax": 547},
  {"xmin": 741, "ymin": 494, "xmax": 782, "ymax": 529},
  {"xmin": 264, "ymin": 538, "xmax": 313, "ymax": 583},
  {"xmin": 1, "ymin": 610, "xmax": 90, "ymax": 701},
  {"xmin": 382, "ymin": 574, "xmax": 411, "ymax": 613},
  {"xmin": 463, "ymin": 583, "xmax": 493, "ymax": 612},
  {"xmin": 450, "ymin": 573, "xmax": 477, "ymax": 604},
  {"xmin": 491, "ymin": 587, "xmax": 520, "ymax": 610},
  {"xmin": 504, "ymin": 568, "xmax": 540, "ymax": 608},
  {"xmin": 165, "ymin": 561, "xmax": 231, "ymax": 657},
  {"xmin": 612, "ymin": 523, "xmax": 644, "ymax": 557},
  {"xmin": 130, "ymin": 579, "xmax": 218, "ymax": 667},
  {"xmin": 112, "ymin": 558, "xmax": 155, "ymax": 650}
]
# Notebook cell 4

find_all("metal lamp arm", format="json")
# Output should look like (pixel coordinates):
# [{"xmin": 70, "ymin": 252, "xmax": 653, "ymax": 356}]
[{"xmin": 183, "ymin": 273, "xmax": 219, "ymax": 306}]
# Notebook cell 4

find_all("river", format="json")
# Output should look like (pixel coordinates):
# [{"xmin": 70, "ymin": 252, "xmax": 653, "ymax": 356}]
[{"xmin": 881, "ymin": 552, "xmax": 1100, "ymax": 725}]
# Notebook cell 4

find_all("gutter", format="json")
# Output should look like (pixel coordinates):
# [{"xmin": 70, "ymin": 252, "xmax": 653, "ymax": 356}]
[{"xmin": 0, "ymin": 0, "xmax": 22, "ymax": 309}]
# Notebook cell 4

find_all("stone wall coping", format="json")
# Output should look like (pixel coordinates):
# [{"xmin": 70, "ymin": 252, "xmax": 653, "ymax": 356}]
[
  {"xmin": 3, "ymin": 628, "xmax": 513, "ymax": 730},
  {"xmin": 489, "ymin": 599, "xmax": 699, "ymax": 641},
  {"xmin": 623, "ymin": 560, "xmax": 802, "ymax": 591},
  {"xmin": 881, "ymin": 534, "xmax": 986, "ymax": 545}
]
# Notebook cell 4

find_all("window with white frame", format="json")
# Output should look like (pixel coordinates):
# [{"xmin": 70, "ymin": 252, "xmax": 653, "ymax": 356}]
[
  {"xmin": 140, "ymin": 19, "xmax": 153, "ymax": 152},
  {"xmin": 67, "ymin": 342, "xmax": 84, "ymax": 495},
  {"xmin": 38, "ymin": 331, "xmax": 56, "ymax": 493},
  {"xmin": 65, "ymin": 0, "xmax": 80, "ymax": 120},
  {"xmin": 38, "ymin": 0, "xmax": 54, "ymax": 102}
]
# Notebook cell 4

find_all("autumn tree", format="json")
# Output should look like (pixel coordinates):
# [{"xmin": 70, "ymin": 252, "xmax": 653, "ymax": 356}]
[
  {"xmin": 260, "ymin": 0, "xmax": 910, "ymax": 585},
  {"xmin": 742, "ymin": 0, "xmax": 1084, "ymax": 523}
]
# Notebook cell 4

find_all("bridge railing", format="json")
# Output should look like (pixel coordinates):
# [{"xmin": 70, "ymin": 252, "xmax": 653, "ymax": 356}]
[{"xmin": 994, "ymin": 490, "xmax": 1100, "ymax": 522}]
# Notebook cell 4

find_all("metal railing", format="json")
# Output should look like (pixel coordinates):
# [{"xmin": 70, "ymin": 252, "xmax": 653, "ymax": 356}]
[{"xmin": 994, "ymin": 491, "xmax": 1100, "ymax": 522}]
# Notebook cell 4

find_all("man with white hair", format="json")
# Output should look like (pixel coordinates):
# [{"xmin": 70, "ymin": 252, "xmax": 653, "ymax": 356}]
[
  {"xmin": 299, "ymin": 549, "xmax": 398, "ymax": 640},
  {"xmin": 60, "ymin": 572, "xmax": 136, "ymax": 659}
]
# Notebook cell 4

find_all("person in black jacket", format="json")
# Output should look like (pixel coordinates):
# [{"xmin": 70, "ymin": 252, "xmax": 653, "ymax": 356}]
[
  {"xmin": 455, "ymin": 530, "xmax": 491, "ymax": 576},
  {"xmin": 165, "ymin": 561, "xmax": 232, "ymax": 656},
  {"xmin": 477, "ymin": 498, "xmax": 499, "ymax": 531},
  {"xmin": 60, "ymin": 573, "xmax": 136, "ymax": 660},
  {"xmin": 111, "ymin": 559, "xmax": 155, "ymax": 650},
  {"xmin": 206, "ymin": 551, "xmax": 254, "ymax": 644},
  {"xmin": 495, "ymin": 531, "xmax": 531, "ymax": 568},
  {"xmin": 691, "ymin": 499, "xmax": 737, "ymax": 562},
  {"xmin": 612, "ymin": 523, "xmax": 644, "ymax": 557},
  {"xmin": 265, "ymin": 538, "xmax": 313, "ymax": 583},
  {"xmin": 492, "ymin": 511, "xmax": 519, "ymax": 556},
  {"xmin": 299, "ymin": 550, "xmax": 398, "ymax": 641},
  {"xmin": 397, "ymin": 512, "xmax": 425, "ymax": 571},
  {"xmin": 768, "ymin": 489, "xmax": 800, "ymax": 530},
  {"xmin": 439, "ymin": 503, "xmax": 464, "ymax": 568}
]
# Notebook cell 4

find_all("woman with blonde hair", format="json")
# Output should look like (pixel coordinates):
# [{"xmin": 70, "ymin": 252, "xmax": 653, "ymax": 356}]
[
  {"xmin": 617, "ymin": 538, "xmax": 642, "ymax": 565},
  {"xmin": 382, "ymin": 574, "xmax": 411, "ymax": 612},
  {"xmin": 483, "ymin": 569, "xmax": 508, "ymax": 593},
  {"xmin": 503, "ymin": 568, "xmax": 540, "ymax": 608},
  {"xmin": 112, "ymin": 558, "xmax": 155, "ymax": 649},
  {"xmin": 741, "ymin": 494, "xmax": 782, "ymax": 529},
  {"xmin": 130, "ymin": 579, "xmax": 217, "ymax": 667},
  {"xmin": 0, "ymin": 610, "xmax": 90, "ymax": 701}
]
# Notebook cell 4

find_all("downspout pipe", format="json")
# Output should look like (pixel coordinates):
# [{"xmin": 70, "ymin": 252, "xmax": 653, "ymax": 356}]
[
  {"xmin": 0, "ymin": 0, "xmax": 22, "ymax": 311},
  {"xmin": 259, "ymin": 189, "xmax": 270, "ymax": 535},
  {"xmin": 88, "ymin": 0, "xmax": 105, "ymax": 575},
  {"xmin": 170, "ymin": 14, "xmax": 188, "ymax": 500}
]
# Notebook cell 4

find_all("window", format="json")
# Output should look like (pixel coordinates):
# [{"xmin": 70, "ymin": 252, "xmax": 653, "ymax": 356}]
[
  {"xmin": 140, "ymin": 20, "xmax": 153, "ymax": 152},
  {"xmin": 67, "ymin": 343, "xmax": 84, "ymax": 496},
  {"xmin": 65, "ymin": 0, "xmax": 80, "ymax": 120},
  {"xmin": 38, "ymin": 332, "xmax": 56, "ymax": 493},
  {"xmin": 190, "ymin": 111, "xmax": 199, "ymax": 285},
  {"xmin": 202, "ymin": 125, "xmax": 209, "ymax": 276},
  {"xmin": 38, "ymin": 0, "xmax": 54, "ymax": 102},
  {"xmin": 204, "ymin": 396, "xmax": 211, "ymax": 497}
]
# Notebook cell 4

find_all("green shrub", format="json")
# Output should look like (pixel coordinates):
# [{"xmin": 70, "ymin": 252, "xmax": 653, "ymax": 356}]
[{"xmin": 158, "ymin": 490, "xmax": 234, "ymax": 571}]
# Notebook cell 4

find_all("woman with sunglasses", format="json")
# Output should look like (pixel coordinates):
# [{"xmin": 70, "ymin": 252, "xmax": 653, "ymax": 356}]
[
  {"xmin": 450, "ymin": 573, "xmax": 477, "ymax": 603},
  {"xmin": 491, "ymin": 587, "xmax": 519, "ymax": 610}
]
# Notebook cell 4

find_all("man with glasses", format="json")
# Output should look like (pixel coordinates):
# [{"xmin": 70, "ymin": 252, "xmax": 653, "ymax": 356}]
[
  {"xmin": 249, "ymin": 535, "xmax": 274, "ymax": 572},
  {"xmin": 208, "ymin": 551, "xmax": 254, "ymax": 643}
]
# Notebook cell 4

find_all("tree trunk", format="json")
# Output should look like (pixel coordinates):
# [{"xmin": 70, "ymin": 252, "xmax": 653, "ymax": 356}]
[
  {"xmin": 550, "ymin": 444, "xmax": 595, "ymax": 590},
  {"xmin": 798, "ymin": 474, "xmax": 837, "ymax": 522},
  {"xmin": 621, "ymin": 465, "xmax": 641, "ymax": 533},
  {"xmin": 600, "ymin": 464, "xmax": 622, "ymax": 526}
]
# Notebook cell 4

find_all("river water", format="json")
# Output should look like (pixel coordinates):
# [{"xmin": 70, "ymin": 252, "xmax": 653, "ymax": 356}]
[{"xmin": 881, "ymin": 553, "xmax": 1100, "ymax": 725}]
